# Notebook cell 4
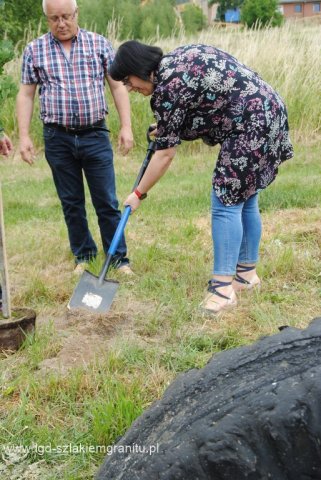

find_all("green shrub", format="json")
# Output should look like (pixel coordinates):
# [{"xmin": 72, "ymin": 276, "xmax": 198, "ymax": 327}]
[
  {"xmin": 80, "ymin": 0, "xmax": 177, "ymax": 40},
  {"xmin": 0, "ymin": 40, "xmax": 17, "ymax": 126},
  {"xmin": 241, "ymin": 0, "xmax": 284, "ymax": 27},
  {"xmin": 181, "ymin": 4, "xmax": 207, "ymax": 34},
  {"xmin": 0, "ymin": 0, "xmax": 44, "ymax": 47}
]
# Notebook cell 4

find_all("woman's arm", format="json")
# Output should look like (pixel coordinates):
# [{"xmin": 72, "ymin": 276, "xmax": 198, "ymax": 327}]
[{"xmin": 124, "ymin": 146, "xmax": 176, "ymax": 212}]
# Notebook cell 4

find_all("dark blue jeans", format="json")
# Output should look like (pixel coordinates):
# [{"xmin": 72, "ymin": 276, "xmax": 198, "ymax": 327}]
[{"xmin": 43, "ymin": 124, "xmax": 128, "ymax": 265}]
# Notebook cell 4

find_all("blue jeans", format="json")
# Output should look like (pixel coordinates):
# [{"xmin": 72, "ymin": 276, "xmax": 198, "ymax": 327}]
[
  {"xmin": 211, "ymin": 191, "xmax": 262, "ymax": 276},
  {"xmin": 43, "ymin": 124, "xmax": 128, "ymax": 265}
]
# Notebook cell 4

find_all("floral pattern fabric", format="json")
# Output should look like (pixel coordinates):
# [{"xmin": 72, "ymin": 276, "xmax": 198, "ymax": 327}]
[{"xmin": 151, "ymin": 44, "xmax": 293, "ymax": 205}]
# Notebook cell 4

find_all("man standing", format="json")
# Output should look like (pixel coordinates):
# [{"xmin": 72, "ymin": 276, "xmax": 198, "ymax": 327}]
[{"xmin": 16, "ymin": 0, "xmax": 134, "ymax": 274}]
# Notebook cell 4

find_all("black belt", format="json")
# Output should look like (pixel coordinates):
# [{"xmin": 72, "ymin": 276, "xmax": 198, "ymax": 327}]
[{"xmin": 44, "ymin": 120, "xmax": 106, "ymax": 134}]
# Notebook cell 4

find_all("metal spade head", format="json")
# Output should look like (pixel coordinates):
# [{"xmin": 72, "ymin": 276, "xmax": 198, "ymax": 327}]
[{"xmin": 67, "ymin": 270, "xmax": 119, "ymax": 313}]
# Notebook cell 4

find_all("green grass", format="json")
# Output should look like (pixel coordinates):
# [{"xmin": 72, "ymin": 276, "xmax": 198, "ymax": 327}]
[
  {"xmin": 0, "ymin": 20, "xmax": 320, "ymax": 479},
  {"xmin": 2, "ymin": 21, "xmax": 321, "ymax": 146},
  {"xmin": 0, "ymin": 139, "xmax": 320, "ymax": 478},
  {"xmin": 260, "ymin": 144, "xmax": 321, "ymax": 211}
]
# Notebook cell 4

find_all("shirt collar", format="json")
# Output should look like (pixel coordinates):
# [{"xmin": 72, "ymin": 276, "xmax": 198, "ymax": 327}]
[{"xmin": 49, "ymin": 27, "xmax": 80, "ymax": 45}]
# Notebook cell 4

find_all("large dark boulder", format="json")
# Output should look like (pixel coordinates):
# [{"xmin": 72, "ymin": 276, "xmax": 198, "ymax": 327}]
[{"xmin": 96, "ymin": 318, "xmax": 321, "ymax": 480}]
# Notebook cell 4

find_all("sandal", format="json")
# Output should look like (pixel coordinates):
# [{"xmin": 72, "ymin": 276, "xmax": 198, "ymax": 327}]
[
  {"xmin": 200, "ymin": 279, "xmax": 237, "ymax": 315},
  {"xmin": 232, "ymin": 264, "xmax": 261, "ymax": 292}
]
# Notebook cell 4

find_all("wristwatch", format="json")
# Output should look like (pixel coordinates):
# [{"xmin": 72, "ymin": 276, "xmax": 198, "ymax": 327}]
[{"xmin": 134, "ymin": 188, "xmax": 147, "ymax": 200}]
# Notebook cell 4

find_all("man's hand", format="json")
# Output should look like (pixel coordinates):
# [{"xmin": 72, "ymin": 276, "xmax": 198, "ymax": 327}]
[
  {"xmin": 118, "ymin": 125, "xmax": 134, "ymax": 155},
  {"xmin": 19, "ymin": 136, "xmax": 35, "ymax": 165},
  {"xmin": 107, "ymin": 76, "xmax": 134, "ymax": 155},
  {"xmin": 0, "ymin": 134, "xmax": 13, "ymax": 156},
  {"xmin": 124, "ymin": 192, "xmax": 141, "ymax": 213}
]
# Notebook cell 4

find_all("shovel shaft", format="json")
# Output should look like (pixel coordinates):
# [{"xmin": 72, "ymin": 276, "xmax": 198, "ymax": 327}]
[
  {"xmin": 0, "ymin": 183, "xmax": 11, "ymax": 318},
  {"xmin": 97, "ymin": 206, "xmax": 131, "ymax": 285},
  {"xmin": 132, "ymin": 141, "xmax": 156, "ymax": 190},
  {"xmin": 108, "ymin": 205, "xmax": 131, "ymax": 256},
  {"xmin": 98, "ymin": 253, "xmax": 113, "ymax": 285},
  {"xmin": 97, "ymin": 127, "xmax": 156, "ymax": 285}
]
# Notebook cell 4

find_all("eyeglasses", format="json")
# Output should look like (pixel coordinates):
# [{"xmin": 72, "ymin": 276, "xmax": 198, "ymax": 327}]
[
  {"xmin": 46, "ymin": 9, "xmax": 77, "ymax": 24},
  {"xmin": 122, "ymin": 77, "xmax": 133, "ymax": 88}
]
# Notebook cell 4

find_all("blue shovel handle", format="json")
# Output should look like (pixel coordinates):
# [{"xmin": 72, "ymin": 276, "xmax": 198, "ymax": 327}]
[
  {"xmin": 108, "ymin": 205, "xmax": 131, "ymax": 256},
  {"xmin": 97, "ymin": 125, "xmax": 156, "ymax": 285},
  {"xmin": 98, "ymin": 205, "xmax": 131, "ymax": 284}
]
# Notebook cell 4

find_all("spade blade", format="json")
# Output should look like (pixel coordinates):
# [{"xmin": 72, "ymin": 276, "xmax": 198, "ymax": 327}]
[{"xmin": 68, "ymin": 270, "xmax": 119, "ymax": 313}]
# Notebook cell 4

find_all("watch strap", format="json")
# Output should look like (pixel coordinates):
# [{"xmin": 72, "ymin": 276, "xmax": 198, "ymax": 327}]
[{"xmin": 134, "ymin": 188, "xmax": 147, "ymax": 200}]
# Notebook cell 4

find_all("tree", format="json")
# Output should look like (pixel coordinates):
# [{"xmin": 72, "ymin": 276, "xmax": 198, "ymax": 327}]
[
  {"xmin": 80, "ymin": 0, "xmax": 176, "ymax": 40},
  {"xmin": 241, "ymin": 0, "xmax": 283, "ymax": 27},
  {"xmin": 139, "ymin": 0, "xmax": 177, "ymax": 39},
  {"xmin": 81, "ymin": 0, "xmax": 142, "ymax": 39},
  {"xmin": 181, "ymin": 4, "xmax": 207, "ymax": 34},
  {"xmin": 0, "ymin": 0, "xmax": 44, "ymax": 46},
  {"xmin": 0, "ymin": 40, "xmax": 17, "ymax": 126}
]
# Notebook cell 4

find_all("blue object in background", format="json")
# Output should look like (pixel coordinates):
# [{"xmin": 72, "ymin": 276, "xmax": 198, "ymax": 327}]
[{"xmin": 225, "ymin": 8, "xmax": 241, "ymax": 22}]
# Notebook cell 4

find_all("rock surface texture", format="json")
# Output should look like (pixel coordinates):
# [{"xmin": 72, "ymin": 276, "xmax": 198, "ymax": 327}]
[{"xmin": 96, "ymin": 318, "xmax": 321, "ymax": 480}]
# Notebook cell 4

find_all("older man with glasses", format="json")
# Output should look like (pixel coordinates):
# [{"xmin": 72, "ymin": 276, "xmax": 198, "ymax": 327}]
[{"xmin": 16, "ymin": 0, "xmax": 134, "ymax": 274}]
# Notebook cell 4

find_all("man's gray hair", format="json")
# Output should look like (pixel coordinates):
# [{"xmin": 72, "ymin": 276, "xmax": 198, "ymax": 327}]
[{"xmin": 42, "ymin": 0, "xmax": 78, "ymax": 14}]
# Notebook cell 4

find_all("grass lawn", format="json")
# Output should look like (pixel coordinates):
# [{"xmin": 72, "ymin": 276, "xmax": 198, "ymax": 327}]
[{"xmin": 0, "ymin": 140, "xmax": 320, "ymax": 479}]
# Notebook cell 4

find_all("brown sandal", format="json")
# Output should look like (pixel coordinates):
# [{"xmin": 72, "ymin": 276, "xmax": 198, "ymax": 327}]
[
  {"xmin": 233, "ymin": 264, "xmax": 261, "ymax": 292},
  {"xmin": 200, "ymin": 279, "xmax": 237, "ymax": 315}
]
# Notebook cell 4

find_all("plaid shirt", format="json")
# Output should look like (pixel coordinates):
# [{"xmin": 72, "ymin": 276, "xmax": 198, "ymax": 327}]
[{"xmin": 21, "ymin": 29, "xmax": 115, "ymax": 127}]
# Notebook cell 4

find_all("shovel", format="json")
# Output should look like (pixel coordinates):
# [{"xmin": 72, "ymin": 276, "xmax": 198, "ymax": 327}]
[
  {"xmin": 68, "ymin": 128, "xmax": 156, "ymax": 313},
  {"xmin": 0, "ymin": 182, "xmax": 11, "ymax": 319}
]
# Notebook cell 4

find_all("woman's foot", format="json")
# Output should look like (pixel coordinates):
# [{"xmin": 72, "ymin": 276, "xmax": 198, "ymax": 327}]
[
  {"xmin": 201, "ymin": 279, "xmax": 237, "ymax": 315},
  {"xmin": 232, "ymin": 264, "xmax": 261, "ymax": 293}
]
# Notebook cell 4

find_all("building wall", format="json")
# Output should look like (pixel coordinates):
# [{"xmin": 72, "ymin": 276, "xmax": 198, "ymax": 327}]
[{"xmin": 282, "ymin": 2, "xmax": 321, "ymax": 18}]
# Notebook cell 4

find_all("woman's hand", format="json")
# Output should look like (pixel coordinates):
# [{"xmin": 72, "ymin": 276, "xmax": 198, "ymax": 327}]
[
  {"xmin": 149, "ymin": 123, "xmax": 157, "ymax": 136},
  {"xmin": 124, "ymin": 192, "xmax": 141, "ymax": 213}
]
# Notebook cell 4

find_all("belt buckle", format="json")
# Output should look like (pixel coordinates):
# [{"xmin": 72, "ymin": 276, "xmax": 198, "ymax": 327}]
[{"xmin": 66, "ymin": 126, "xmax": 78, "ymax": 133}]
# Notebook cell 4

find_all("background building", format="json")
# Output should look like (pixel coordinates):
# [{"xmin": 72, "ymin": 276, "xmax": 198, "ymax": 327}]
[{"xmin": 278, "ymin": 0, "xmax": 321, "ymax": 18}]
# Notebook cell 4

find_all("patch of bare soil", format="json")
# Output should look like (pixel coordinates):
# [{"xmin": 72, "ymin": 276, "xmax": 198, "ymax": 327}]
[
  {"xmin": 36, "ymin": 307, "xmax": 129, "ymax": 375},
  {"xmin": 35, "ymin": 293, "xmax": 156, "ymax": 376}
]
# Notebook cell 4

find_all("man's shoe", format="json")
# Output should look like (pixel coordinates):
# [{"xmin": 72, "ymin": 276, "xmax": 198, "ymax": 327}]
[
  {"xmin": 73, "ymin": 263, "xmax": 89, "ymax": 276},
  {"xmin": 117, "ymin": 264, "xmax": 135, "ymax": 276}
]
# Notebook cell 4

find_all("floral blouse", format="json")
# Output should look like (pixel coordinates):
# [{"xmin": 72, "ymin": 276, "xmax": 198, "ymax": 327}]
[{"xmin": 151, "ymin": 44, "xmax": 293, "ymax": 205}]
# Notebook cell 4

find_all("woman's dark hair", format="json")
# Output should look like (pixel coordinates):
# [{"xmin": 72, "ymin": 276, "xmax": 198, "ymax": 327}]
[{"xmin": 109, "ymin": 40, "xmax": 163, "ymax": 82}]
